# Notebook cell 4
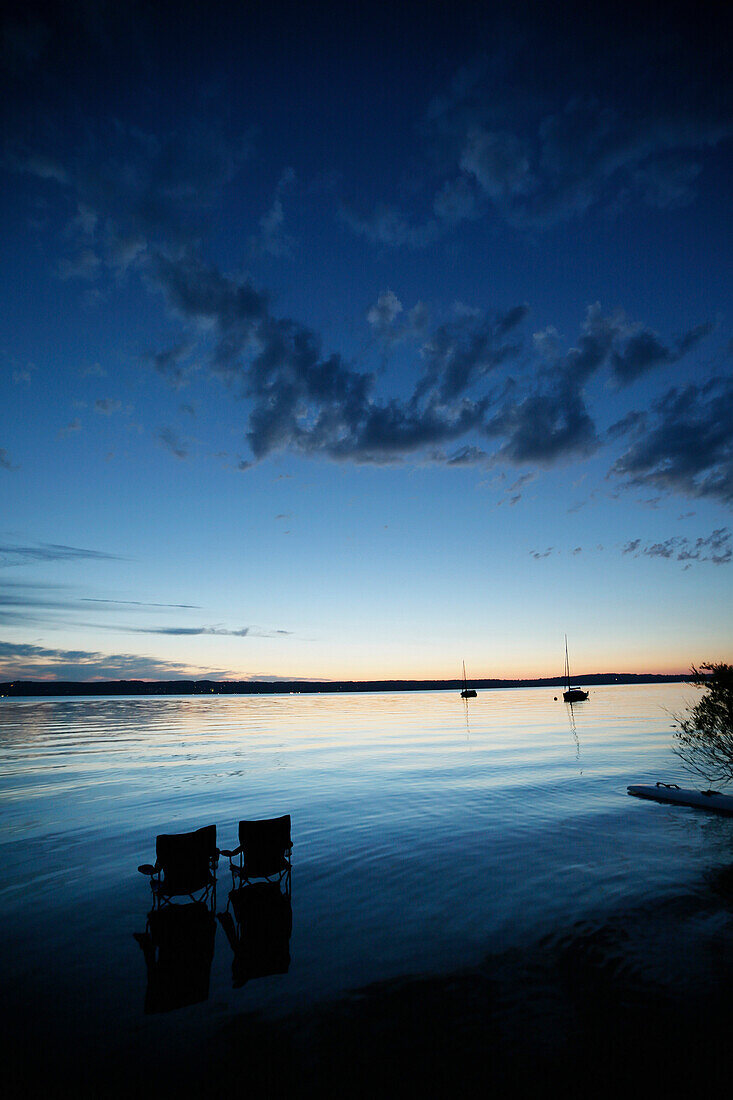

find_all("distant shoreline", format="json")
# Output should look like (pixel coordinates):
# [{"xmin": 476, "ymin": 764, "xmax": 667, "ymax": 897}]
[{"xmin": 0, "ymin": 673, "xmax": 692, "ymax": 698}]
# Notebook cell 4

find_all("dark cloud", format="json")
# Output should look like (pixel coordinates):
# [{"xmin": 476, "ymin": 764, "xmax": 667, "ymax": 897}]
[
  {"xmin": 124, "ymin": 625, "xmax": 291, "ymax": 638},
  {"xmin": 94, "ymin": 398, "xmax": 123, "ymax": 415},
  {"xmin": 611, "ymin": 376, "xmax": 733, "ymax": 504},
  {"xmin": 82, "ymin": 598, "xmax": 201, "ymax": 609},
  {"xmin": 416, "ymin": 305, "xmax": 528, "ymax": 402},
  {"xmin": 0, "ymin": 542, "xmax": 124, "ymax": 567},
  {"xmin": 0, "ymin": 582, "xmax": 203, "ymax": 626},
  {"xmin": 611, "ymin": 321, "xmax": 714, "ymax": 385},
  {"xmin": 488, "ymin": 383, "xmax": 599, "ymax": 467},
  {"xmin": 445, "ymin": 446, "xmax": 489, "ymax": 467},
  {"xmin": 57, "ymin": 418, "xmax": 82, "ymax": 438},
  {"xmin": 150, "ymin": 342, "xmax": 196, "ymax": 388},
  {"xmin": 621, "ymin": 529, "xmax": 731, "ymax": 565},
  {"xmin": 151, "ymin": 252, "xmax": 720, "ymax": 483},
  {"xmin": 0, "ymin": 447, "xmax": 17, "ymax": 470},
  {"xmin": 344, "ymin": 4, "xmax": 732, "ymax": 247},
  {"xmin": 157, "ymin": 427, "xmax": 189, "ymax": 460},
  {"xmin": 353, "ymin": 98, "xmax": 730, "ymax": 243},
  {"xmin": 152, "ymin": 252, "xmax": 500, "ymax": 465},
  {"xmin": 0, "ymin": 640, "xmax": 230, "ymax": 681},
  {"xmin": 8, "ymin": 117, "xmax": 251, "ymax": 278},
  {"xmin": 6, "ymin": 65, "xmax": 722, "ymax": 492}
]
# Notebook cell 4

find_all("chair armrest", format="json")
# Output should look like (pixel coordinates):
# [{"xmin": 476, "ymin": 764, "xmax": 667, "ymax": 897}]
[
  {"xmin": 138, "ymin": 864, "xmax": 157, "ymax": 875},
  {"xmin": 219, "ymin": 847, "xmax": 241, "ymax": 858}
]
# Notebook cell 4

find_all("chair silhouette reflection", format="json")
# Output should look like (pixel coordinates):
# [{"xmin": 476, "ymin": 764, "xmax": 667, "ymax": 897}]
[
  {"xmin": 134, "ymin": 900, "xmax": 217, "ymax": 1013},
  {"xmin": 218, "ymin": 881, "xmax": 292, "ymax": 987},
  {"xmin": 218, "ymin": 816, "xmax": 293, "ymax": 987}
]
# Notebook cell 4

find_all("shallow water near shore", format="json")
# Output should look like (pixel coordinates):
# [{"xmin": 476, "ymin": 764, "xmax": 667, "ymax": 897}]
[{"xmin": 3, "ymin": 683, "xmax": 733, "ymax": 1093}]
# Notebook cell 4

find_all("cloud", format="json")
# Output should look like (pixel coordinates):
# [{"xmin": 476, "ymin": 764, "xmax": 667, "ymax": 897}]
[
  {"xmin": 0, "ymin": 448, "xmax": 18, "ymax": 470},
  {"xmin": 151, "ymin": 252, "xmax": 721, "ymax": 484},
  {"xmin": 0, "ymin": 542, "xmax": 124, "ymax": 567},
  {"xmin": 157, "ymin": 427, "xmax": 189, "ymax": 459},
  {"xmin": 124, "ymin": 624, "xmax": 291, "ymax": 637},
  {"xmin": 611, "ymin": 376, "xmax": 733, "ymax": 504},
  {"xmin": 57, "ymin": 418, "xmax": 82, "ymax": 438},
  {"xmin": 81, "ymin": 598, "xmax": 201, "ymax": 609},
  {"xmin": 153, "ymin": 252, "xmax": 493, "ymax": 465},
  {"xmin": 367, "ymin": 290, "xmax": 403, "ymax": 334},
  {"xmin": 416, "ymin": 304, "xmax": 528, "ymax": 402},
  {"xmin": 622, "ymin": 529, "xmax": 731, "ymax": 565},
  {"xmin": 0, "ymin": 640, "xmax": 231, "ymax": 681},
  {"xmin": 94, "ymin": 398, "xmax": 123, "ymax": 415},
  {"xmin": 0, "ymin": 583, "xmax": 203, "ymax": 627},
  {"xmin": 445, "ymin": 446, "xmax": 489, "ymax": 467},
  {"xmin": 460, "ymin": 129, "xmax": 533, "ymax": 199},
  {"xmin": 250, "ymin": 168, "xmax": 296, "ymax": 258},
  {"xmin": 611, "ymin": 321, "xmax": 714, "ymax": 385},
  {"xmin": 339, "ymin": 204, "xmax": 443, "ymax": 250},
  {"xmin": 489, "ymin": 383, "xmax": 599, "ymax": 466},
  {"xmin": 9, "ymin": 119, "xmax": 251, "ymax": 277},
  {"xmin": 344, "ymin": 20, "xmax": 732, "ymax": 248},
  {"xmin": 150, "ymin": 341, "xmax": 196, "ymax": 387},
  {"xmin": 80, "ymin": 362, "xmax": 107, "ymax": 377}
]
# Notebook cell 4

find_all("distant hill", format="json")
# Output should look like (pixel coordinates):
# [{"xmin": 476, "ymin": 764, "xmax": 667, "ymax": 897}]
[{"xmin": 0, "ymin": 673, "xmax": 692, "ymax": 697}]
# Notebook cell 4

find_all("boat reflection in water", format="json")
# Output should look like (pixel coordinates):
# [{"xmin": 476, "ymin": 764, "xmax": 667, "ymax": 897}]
[
  {"xmin": 134, "ymin": 899, "xmax": 217, "ymax": 1013},
  {"xmin": 218, "ymin": 880, "xmax": 292, "ymax": 988}
]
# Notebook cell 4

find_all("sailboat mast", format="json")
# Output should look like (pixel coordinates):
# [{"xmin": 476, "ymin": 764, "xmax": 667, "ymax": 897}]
[
  {"xmin": 462, "ymin": 660, "xmax": 467, "ymax": 689},
  {"xmin": 564, "ymin": 635, "xmax": 570, "ymax": 690}
]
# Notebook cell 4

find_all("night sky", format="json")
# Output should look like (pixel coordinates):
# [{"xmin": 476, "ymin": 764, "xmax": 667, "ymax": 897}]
[{"xmin": 1, "ymin": 1, "xmax": 731, "ymax": 681}]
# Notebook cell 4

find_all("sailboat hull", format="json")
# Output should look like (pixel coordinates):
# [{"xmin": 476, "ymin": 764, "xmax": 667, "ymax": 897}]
[
  {"xmin": 563, "ymin": 688, "xmax": 588, "ymax": 702},
  {"xmin": 461, "ymin": 689, "xmax": 477, "ymax": 698}
]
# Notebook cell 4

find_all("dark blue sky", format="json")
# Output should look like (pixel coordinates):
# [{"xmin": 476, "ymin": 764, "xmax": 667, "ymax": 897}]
[{"xmin": 1, "ymin": 1, "xmax": 731, "ymax": 680}]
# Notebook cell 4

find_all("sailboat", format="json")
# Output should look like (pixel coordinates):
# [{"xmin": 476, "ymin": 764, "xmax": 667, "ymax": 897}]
[
  {"xmin": 461, "ymin": 661, "xmax": 477, "ymax": 699},
  {"xmin": 562, "ymin": 636, "xmax": 588, "ymax": 702}
]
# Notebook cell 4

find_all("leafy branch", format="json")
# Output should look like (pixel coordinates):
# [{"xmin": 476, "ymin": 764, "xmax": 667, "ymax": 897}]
[{"xmin": 673, "ymin": 663, "xmax": 733, "ymax": 787}]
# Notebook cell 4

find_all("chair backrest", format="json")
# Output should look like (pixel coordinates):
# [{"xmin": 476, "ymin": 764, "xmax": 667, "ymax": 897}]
[
  {"xmin": 156, "ymin": 824, "xmax": 217, "ymax": 891},
  {"xmin": 238, "ymin": 815, "xmax": 291, "ymax": 876}
]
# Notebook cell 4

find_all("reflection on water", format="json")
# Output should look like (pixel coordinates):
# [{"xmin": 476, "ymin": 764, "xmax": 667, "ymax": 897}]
[
  {"xmin": 566, "ymin": 701, "xmax": 581, "ymax": 767},
  {"xmin": 219, "ymin": 882, "xmax": 293, "ymax": 988},
  {"xmin": 3, "ymin": 683, "xmax": 733, "ymax": 1091},
  {"xmin": 135, "ymin": 900, "xmax": 217, "ymax": 1014}
]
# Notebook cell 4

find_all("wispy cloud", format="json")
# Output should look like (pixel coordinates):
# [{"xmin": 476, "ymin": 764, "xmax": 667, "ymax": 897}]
[
  {"xmin": 611, "ymin": 376, "xmax": 733, "ymax": 504},
  {"xmin": 82, "ymin": 598, "xmax": 201, "ymax": 609},
  {"xmin": 157, "ymin": 426, "xmax": 189, "ymax": 459},
  {"xmin": 124, "ymin": 624, "xmax": 291, "ymax": 638},
  {"xmin": 0, "ymin": 543, "xmax": 124, "ymax": 567},
  {"xmin": 622, "ymin": 528, "xmax": 731, "ymax": 566},
  {"xmin": 0, "ymin": 640, "xmax": 232, "ymax": 681},
  {"xmin": 249, "ymin": 167, "xmax": 296, "ymax": 257}
]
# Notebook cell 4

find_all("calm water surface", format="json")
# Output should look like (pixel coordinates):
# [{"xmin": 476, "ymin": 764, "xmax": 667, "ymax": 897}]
[{"xmin": 2, "ymin": 683, "xmax": 732, "ymax": 1086}]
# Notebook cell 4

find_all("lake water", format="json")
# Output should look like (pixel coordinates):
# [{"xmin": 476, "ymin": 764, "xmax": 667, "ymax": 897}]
[{"xmin": 3, "ymin": 683, "xmax": 733, "ymax": 1095}]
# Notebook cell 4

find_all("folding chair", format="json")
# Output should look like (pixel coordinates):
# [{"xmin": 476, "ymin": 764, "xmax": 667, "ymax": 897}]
[
  {"xmin": 137, "ymin": 824, "xmax": 218, "ymax": 908},
  {"xmin": 220, "ymin": 815, "xmax": 292, "ymax": 891}
]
